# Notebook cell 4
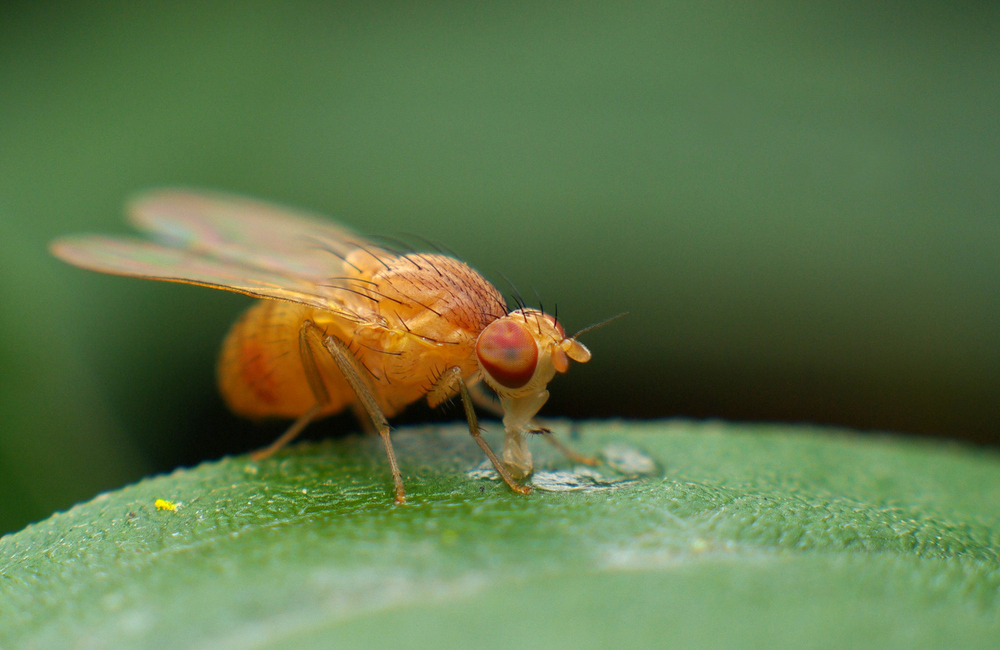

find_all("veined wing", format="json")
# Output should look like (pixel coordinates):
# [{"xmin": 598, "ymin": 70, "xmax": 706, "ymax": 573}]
[
  {"xmin": 51, "ymin": 236, "xmax": 370, "ymax": 319},
  {"xmin": 126, "ymin": 189, "xmax": 368, "ymax": 280},
  {"xmin": 50, "ymin": 190, "xmax": 386, "ymax": 319}
]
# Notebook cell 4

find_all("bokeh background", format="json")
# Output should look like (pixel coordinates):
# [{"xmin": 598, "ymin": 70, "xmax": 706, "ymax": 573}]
[{"xmin": 1, "ymin": 1, "xmax": 997, "ymax": 536}]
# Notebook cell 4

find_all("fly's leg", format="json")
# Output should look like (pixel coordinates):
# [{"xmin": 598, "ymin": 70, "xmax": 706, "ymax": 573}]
[
  {"xmin": 537, "ymin": 429, "xmax": 600, "ymax": 467},
  {"xmin": 251, "ymin": 320, "xmax": 405, "ymax": 503},
  {"xmin": 466, "ymin": 381, "xmax": 504, "ymax": 417},
  {"xmin": 250, "ymin": 319, "xmax": 334, "ymax": 461},
  {"xmin": 437, "ymin": 369, "xmax": 531, "ymax": 495},
  {"xmin": 250, "ymin": 404, "xmax": 323, "ymax": 461},
  {"xmin": 318, "ymin": 328, "xmax": 406, "ymax": 504},
  {"xmin": 350, "ymin": 403, "xmax": 377, "ymax": 435},
  {"xmin": 468, "ymin": 382, "xmax": 600, "ymax": 468}
]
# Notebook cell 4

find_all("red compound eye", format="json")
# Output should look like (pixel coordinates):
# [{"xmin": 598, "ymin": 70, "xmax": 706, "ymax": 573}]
[{"xmin": 476, "ymin": 319, "xmax": 538, "ymax": 389}]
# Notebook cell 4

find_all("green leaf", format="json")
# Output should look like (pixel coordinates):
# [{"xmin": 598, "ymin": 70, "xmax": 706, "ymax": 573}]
[{"xmin": 2, "ymin": 421, "xmax": 999, "ymax": 649}]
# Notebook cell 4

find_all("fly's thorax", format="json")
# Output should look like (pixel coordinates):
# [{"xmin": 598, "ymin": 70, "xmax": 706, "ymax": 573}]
[
  {"xmin": 344, "ymin": 250, "xmax": 506, "ymax": 341},
  {"xmin": 475, "ymin": 308, "xmax": 591, "ymax": 399}
]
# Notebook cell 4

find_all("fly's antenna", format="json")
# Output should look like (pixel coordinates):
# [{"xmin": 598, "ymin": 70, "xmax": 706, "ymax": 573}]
[{"xmin": 571, "ymin": 312, "xmax": 629, "ymax": 340}]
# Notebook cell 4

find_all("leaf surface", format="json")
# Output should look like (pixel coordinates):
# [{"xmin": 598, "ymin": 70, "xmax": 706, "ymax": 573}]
[{"xmin": 2, "ymin": 421, "xmax": 999, "ymax": 649}]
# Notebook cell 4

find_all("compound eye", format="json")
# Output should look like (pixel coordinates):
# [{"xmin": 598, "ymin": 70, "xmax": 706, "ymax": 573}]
[{"xmin": 476, "ymin": 319, "xmax": 538, "ymax": 389}]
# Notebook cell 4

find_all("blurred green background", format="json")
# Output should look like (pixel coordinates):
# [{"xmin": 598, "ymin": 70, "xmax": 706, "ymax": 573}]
[{"xmin": 1, "ymin": 1, "xmax": 997, "ymax": 536}]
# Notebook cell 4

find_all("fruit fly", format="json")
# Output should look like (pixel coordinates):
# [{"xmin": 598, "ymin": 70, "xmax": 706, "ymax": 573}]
[{"xmin": 50, "ymin": 190, "xmax": 597, "ymax": 503}]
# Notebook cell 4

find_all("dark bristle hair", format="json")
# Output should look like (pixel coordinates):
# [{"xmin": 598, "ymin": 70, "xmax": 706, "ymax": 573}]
[
  {"xmin": 351, "ymin": 242, "xmax": 392, "ymax": 271},
  {"xmin": 318, "ymin": 284, "xmax": 380, "ymax": 304},
  {"xmin": 368, "ymin": 234, "xmax": 415, "ymax": 254},
  {"xmin": 326, "ymin": 276, "xmax": 378, "ymax": 286},
  {"xmin": 497, "ymin": 271, "xmax": 527, "ymax": 312},
  {"xmin": 305, "ymin": 237, "xmax": 362, "ymax": 273},
  {"xmin": 400, "ymin": 231, "xmax": 461, "ymax": 259},
  {"xmin": 531, "ymin": 286, "xmax": 544, "ymax": 315},
  {"xmin": 355, "ymin": 285, "xmax": 407, "ymax": 307},
  {"xmin": 420, "ymin": 254, "xmax": 445, "ymax": 278},
  {"xmin": 404, "ymin": 294, "xmax": 444, "ymax": 318}
]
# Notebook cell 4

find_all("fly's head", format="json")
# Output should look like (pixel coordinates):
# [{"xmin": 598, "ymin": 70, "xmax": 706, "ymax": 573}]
[
  {"xmin": 475, "ymin": 308, "xmax": 592, "ymax": 478},
  {"xmin": 475, "ymin": 308, "xmax": 590, "ymax": 402}
]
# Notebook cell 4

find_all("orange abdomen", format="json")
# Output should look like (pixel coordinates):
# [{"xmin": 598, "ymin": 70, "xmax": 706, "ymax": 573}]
[{"xmin": 217, "ymin": 300, "xmax": 355, "ymax": 419}]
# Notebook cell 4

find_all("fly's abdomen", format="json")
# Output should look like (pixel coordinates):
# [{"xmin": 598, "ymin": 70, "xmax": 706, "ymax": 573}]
[{"xmin": 217, "ymin": 300, "xmax": 354, "ymax": 419}]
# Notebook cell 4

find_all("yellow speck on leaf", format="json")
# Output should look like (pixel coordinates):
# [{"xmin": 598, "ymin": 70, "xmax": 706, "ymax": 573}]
[{"xmin": 155, "ymin": 499, "xmax": 178, "ymax": 511}]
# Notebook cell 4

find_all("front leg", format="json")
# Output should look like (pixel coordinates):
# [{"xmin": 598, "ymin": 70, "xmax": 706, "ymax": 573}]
[
  {"xmin": 431, "ymin": 368, "xmax": 531, "ymax": 495},
  {"xmin": 463, "ymin": 381, "xmax": 535, "ymax": 478}
]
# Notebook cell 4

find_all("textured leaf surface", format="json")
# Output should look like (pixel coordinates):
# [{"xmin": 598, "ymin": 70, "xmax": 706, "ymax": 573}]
[{"xmin": 2, "ymin": 421, "xmax": 999, "ymax": 649}]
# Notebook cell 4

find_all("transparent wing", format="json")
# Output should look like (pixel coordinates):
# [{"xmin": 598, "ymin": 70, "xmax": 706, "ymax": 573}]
[
  {"xmin": 50, "ymin": 190, "xmax": 381, "ymax": 319},
  {"xmin": 127, "ymin": 189, "xmax": 364, "ymax": 280}
]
